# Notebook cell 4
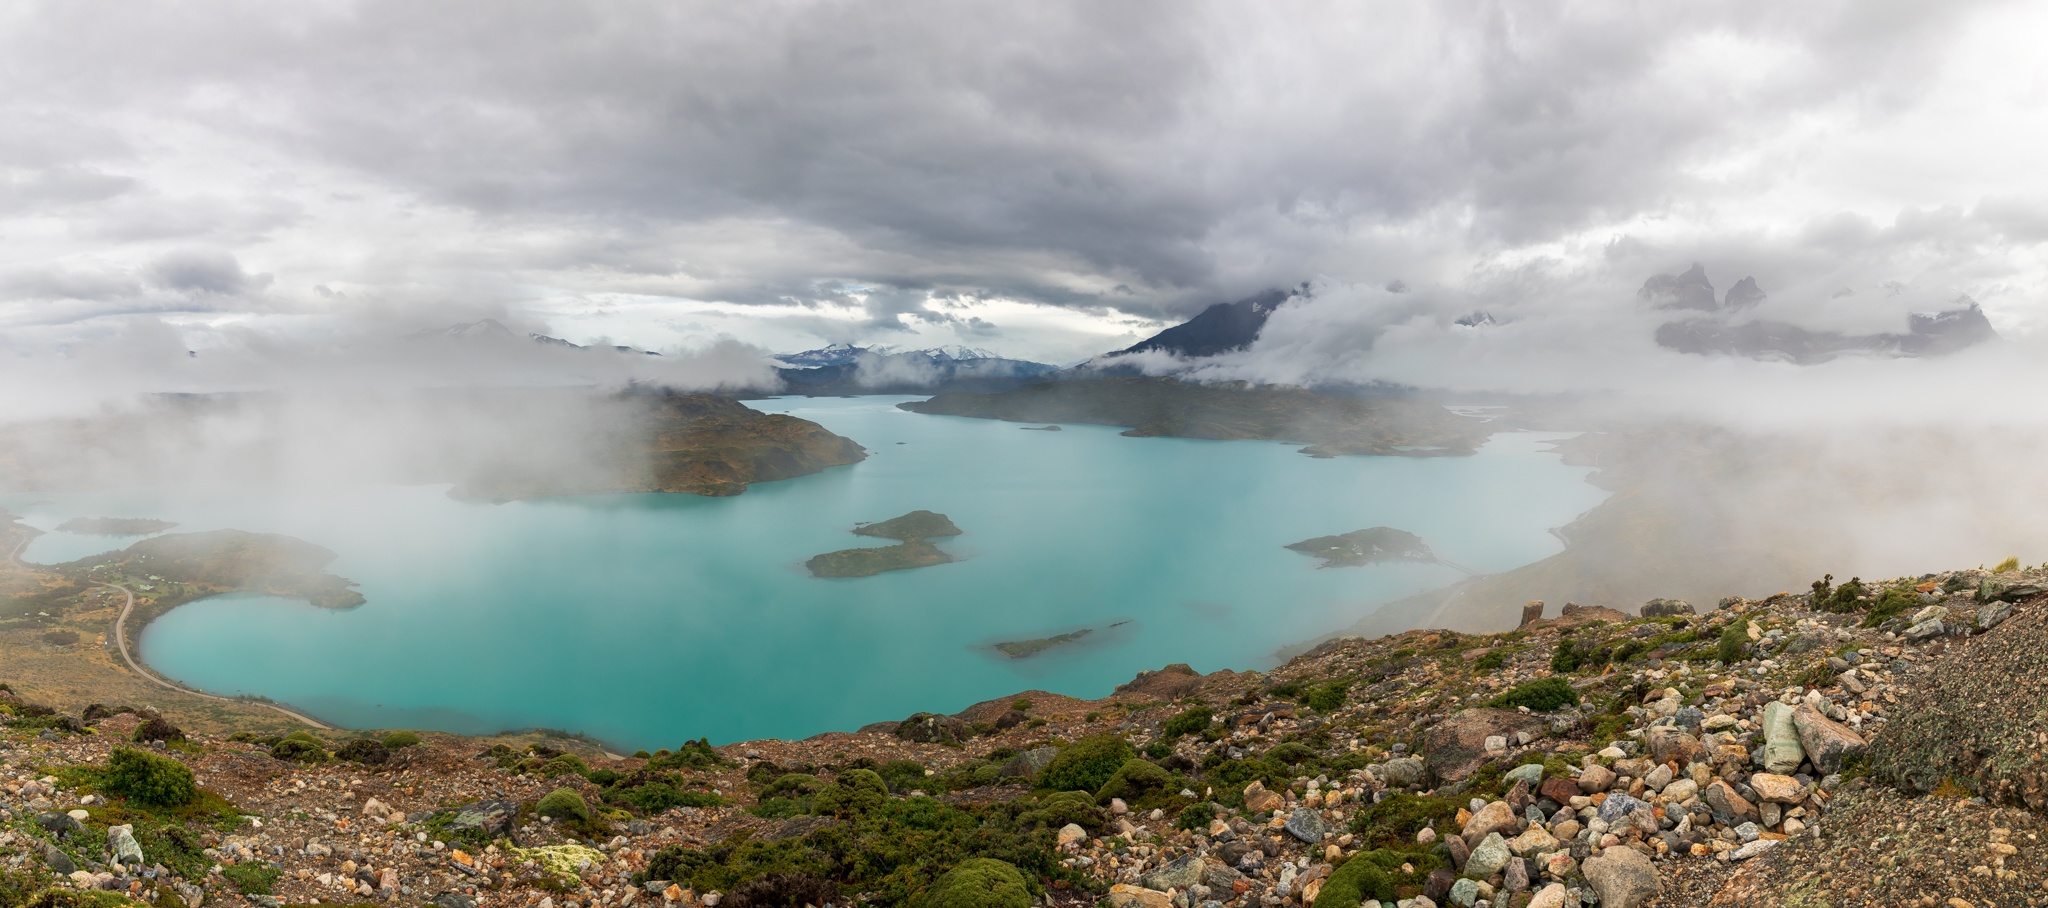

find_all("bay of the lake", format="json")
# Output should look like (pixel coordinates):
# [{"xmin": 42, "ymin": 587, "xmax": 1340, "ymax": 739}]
[{"xmin": 6, "ymin": 397, "xmax": 1607, "ymax": 749}]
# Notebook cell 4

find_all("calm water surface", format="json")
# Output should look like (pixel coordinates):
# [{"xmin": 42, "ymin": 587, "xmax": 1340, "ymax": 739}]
[{"xmin": 7, "ymin": 397, "xmax": 1606, "ymax": 749}]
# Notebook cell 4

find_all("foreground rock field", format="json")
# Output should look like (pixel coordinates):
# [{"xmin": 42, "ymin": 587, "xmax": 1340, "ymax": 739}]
[{"xmin": 7, "ymin": 566, "xmax": 2048, "ymax": 908}]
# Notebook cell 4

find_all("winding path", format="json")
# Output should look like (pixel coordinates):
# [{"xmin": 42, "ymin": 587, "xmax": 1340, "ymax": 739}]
[{"xmin": 8, "ymin": 528, "xmax": 329, "ymax": 729}]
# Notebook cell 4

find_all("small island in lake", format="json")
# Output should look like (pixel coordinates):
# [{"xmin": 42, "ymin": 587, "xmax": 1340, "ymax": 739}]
[
  {"xmin": 56, "ymin": 517, "xmax": 179, "ymax": 535},
  {"xmin": 1019, "ymin": 425, "xmax": 1062, "ymax": 432},
  {"xmin": 992, "ymin": 628, "xmax": 1091, "ymax": 658},
  {"xmin": 1285, "ymin": 526, "xmax": 1435, "ymax": 568},
  {"xmin": 851, "ymin": 510, "xmax": 962, "ymax": 541},
  {"xmin": 808, "ymin": 510, "xmax": 964, "ymax": 578}
]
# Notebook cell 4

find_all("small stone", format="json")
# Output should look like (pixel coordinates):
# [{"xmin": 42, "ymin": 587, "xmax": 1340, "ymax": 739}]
[
  {"xmin": 1505, "ymin": 763, "xmax": 1546, "ymax": 786},
  {"xmin": 1527, "ymin": 884, "xmax": 1568, "ymax": 908},
  {"xmin": 1110, "ymin": 798, "xmax": 1129, "ymax": 815},
  {"xmin": 1056, "ymin": 824, "xmax": 1087, "ymax": 846},
  {"xmin": 1465, "ymin": 833, "xmax": 1512, "ymax": 878},
  {"xmin": 1577, "ymin": 764, "xmax": 1617, "ymax": 794},
  {"xmin": 1462, "ymin": 801, "xmax": 1519, "ymax": 846},
  {"xmin": 1747, "ymin": 773, "xmax": 1804, "ymax": 804},
  {"xmin": 1449, "ymin": 878, "xmax": 1480, "ymax": 907},
  {"xmin": 1729, "ymin": 839, "xmax": 1778, "ymax": 861},
  {"xmin": 1642, "ymin": 764, "xmax": 1673, "ymax": 793}
]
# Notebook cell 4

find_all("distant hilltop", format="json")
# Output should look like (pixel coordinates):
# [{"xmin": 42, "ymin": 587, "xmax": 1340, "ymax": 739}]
[{"xmin": 410, "ymin": 318, "xmax": 664, "ymax": 356}]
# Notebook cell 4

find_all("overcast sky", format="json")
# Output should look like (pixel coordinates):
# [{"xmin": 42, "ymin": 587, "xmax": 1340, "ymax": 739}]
[{"xmin": 5, "ymin": 0, "xmax": 2048, "ymax": 371}]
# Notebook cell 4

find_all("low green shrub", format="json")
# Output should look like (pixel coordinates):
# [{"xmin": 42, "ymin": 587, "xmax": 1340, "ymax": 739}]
[
  {"xmin": 541, "ymin": 753, "xmax": 588, "ymax": 778},
  {"xmin": 1094, "ymin": 759, "xmax": 1170, "ymax": 804},
  {"xmin": 876, "ymin": 760, "xmax": 928, "ymax": 794},
  {"xmin": 106, "ymin": 747, "xmax": 197, "ymax": 807},
  {"xmin": 1037, "ymin": 735, "xmax": 1134, "ymax": 794},
  {"xmin": 1313, "ymin": 848, "xmax": 1441, "ymax": 907},
  {"xmin": 645, "ymin": 738, "xmax": 725, "ymax": 772},
  {"xmin": 1348, "ymin": 793, "xmax": 1457, "ymax": 849},
  {"xmin": 221, "ymin": 862, "xmax": 281, "ymax": 895},
  {"xmin": 1162, "ymin": 705, "xmax": 1213, "ymax": 739},
  {"xmin": 269, "ymin": 731, "xmax": 329, "ymax": 764},
  {"xmin": 922, "ymin": 858, "xmax": 1031, "ymax": 908},
  {"xmin": 812, "ymin": 769, "xmax": 889, "ymax": 818},
  {"xmin": 1174, "ymin": 802, "xmax": 1216, "ymax": 831},
  {"xmin": 382, "ymin": 730, "xmax": 422, "ymax": 749},
  {"xmin": 1863, "ymin": 588, "xmax": 1919, "ymax": 628},
  {"xmin": 1011, "ymin": 699, "xmax": 1032, "ymax": 711},
  {"xmin": 537, "ymin": 788, "xmax": 592, "ymax": 823},
  {"xmin": 1302, "ymin": 681, "xmax": 1349, "ymax": 713},
  {"xmin": 1264, "ymin": 742, "xmax": 1317, "ymax": 766},
  {"xmin": 1717, "ymin": 621, "xmax": 1750, "ymax": 664},
  {"xmin": 1472, "ymin": 649, "xmax": 1511, "ymax": 672},
  {"xmin": 761, "ymin": 773, "xmax": 825, "ymax": 802},
  {"xmin": 1485, "ymin": 677, "xmax": 1578, "ymax": 712}
]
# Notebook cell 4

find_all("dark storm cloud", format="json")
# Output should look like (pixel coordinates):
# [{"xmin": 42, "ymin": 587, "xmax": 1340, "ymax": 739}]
[{"xmin": 0, "ymin": 0, "xmax": 2017, "ymax": 327}]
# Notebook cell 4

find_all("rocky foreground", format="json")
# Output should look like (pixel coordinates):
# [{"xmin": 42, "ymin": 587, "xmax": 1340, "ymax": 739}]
[{"xmin": 6, "ymin": 567, "xmax": 2048, "ymax": 908}]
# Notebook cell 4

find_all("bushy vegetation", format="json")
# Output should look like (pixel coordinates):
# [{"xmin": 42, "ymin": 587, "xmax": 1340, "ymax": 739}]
[
  {"xmin": 1301, "ymin": 680, "xmax": 1349, "ymax": 713},
  {"xmin": 624, "ymin": 796, "xmax": 1087, "ymax": 907},
  {"xmin": 921, "ymin": 858, "xmax": 1031, "ymax": 908},
  {"xmin": 382, "ymin": 730, "xmax": 422, "ymax": 748},
  {"xmin": 1036, "ymin": 735, "xmax": 1133, "ymax": 794},
  {"xmin": 1093, "ymin": 758, "xmax": 1170, "ymax": 804},
  {"xmin": 334, "ymin": 738, "xmax": 391, "ymax": 764},
  {"xmin": 269, "ymin": 731, "xmax": 329, "ymax": 763},
  {"xmin": 1348, "ymin": 793, "xmax": 1458, "ymax": 848},
  {"xmin": 645, "ymin": 738, "xmax": 726, "ymax": 772},
  {"xmin": 1175, "ymin": 802, "xmax": 1216, "ymax": 831},
  {"xmin": 1485, "ymin": 676, "xmax": 1578, "ymax": 712},
  {"xmin": 1313, "ymin": 848, "xmax": 1442, "ymax": 906},
  {"xmin": 1994, "ymin": 556, "xmax": 2021, "ymax": 573},
  {"xmin": 537, "ymin": 788, "xmax": 592, "ymax": 823},
  {"xmin": 1863, "ymin": 588, "xmax": 1919, "ymax": 628},
  {"xmin": 106, "ymin": 747, "xmax": 196, "ymax": 807},
  {"xmin": 1717, "ymin": 621, "xmax": 1751, "ymax": 664},
  {"xmin": 221, "ymin": 862, "xmax": 282, "ymax": 895},
  {"xmin": 875, "ymin": 760, "xmax": 928, "ymax": 794},
  {"xmin": 813, "ymin": 769, "xmax": 890, "ymax": 818},
  {"xmin": 1160, "ymin": 705, "xmax": 1213, "ymax": 739}
]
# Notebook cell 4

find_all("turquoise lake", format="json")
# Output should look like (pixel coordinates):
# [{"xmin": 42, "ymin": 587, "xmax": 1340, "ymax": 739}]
[{"xmin": 5, "ymin": 397, "xmax": 1607, "ymax": 750}]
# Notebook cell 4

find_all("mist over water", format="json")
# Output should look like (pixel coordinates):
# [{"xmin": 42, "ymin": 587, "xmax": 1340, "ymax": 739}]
[{"xmin": 8, "ymin": 398, "xmax": 1604, "ymax": 748}]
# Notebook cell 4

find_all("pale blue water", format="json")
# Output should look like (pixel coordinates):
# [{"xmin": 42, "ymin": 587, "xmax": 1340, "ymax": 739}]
[{"xmin": 5, "ymin": 397, "xmax": 1606, "ymax": 750}]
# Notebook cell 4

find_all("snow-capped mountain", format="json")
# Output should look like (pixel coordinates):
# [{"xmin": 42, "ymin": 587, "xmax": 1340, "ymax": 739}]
[
  {"xmin": 771, "ymin": 343, "xmax": 1006, "ymax": 368},
  {"xmin": 409, "ymin": 320, "xmax": 660, "ymax": 355}
]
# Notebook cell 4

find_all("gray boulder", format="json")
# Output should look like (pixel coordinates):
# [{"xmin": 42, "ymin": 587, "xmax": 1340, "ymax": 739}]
[
  {"xmin": 1582, "ymin": 846, "xmax": 1662, "ymax": 908},
  {"xmin": 1464, "ymin": 833, "xmax": 1512, "ymax": 878},
  {"xmin": 108, "ymin": 824, "xmax": 145, "ymax": 865},
  {"xmin": 1283, "ymin": 807, "xmax": 1328, "ymax": 844},
  {"xmin": 999, "ymin": 747, "xmax": 1058, "ymax": 779},
  {"xmin": 1138, "ymin": 855, "xmax": 1204, "ymax": 892}
]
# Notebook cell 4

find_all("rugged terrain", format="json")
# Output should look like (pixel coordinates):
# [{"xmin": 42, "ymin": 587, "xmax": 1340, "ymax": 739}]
[
  {"xmin": 898, "ymin": 378, "xmax": 1487, "ymax": 457},
  {"xmin": 7, "ymin": 529, "xmax": 2048, "ymax": 908}
]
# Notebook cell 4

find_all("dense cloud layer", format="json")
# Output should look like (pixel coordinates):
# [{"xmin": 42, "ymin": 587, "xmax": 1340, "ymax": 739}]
[{"xmin": 5, "ymin": 0, "xmax": 2046, "ymax": 375}]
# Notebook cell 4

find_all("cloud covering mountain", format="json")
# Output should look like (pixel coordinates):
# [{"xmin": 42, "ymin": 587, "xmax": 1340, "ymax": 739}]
[{"xmin": 5, "ymin": 0, "xmax": 2048, "ymax": 387}]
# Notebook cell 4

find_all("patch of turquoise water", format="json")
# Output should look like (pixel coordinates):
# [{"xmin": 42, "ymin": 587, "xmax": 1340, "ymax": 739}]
[{"xmin": 5, "ymin": 397, "xmax": 1607, "ymax": 749}]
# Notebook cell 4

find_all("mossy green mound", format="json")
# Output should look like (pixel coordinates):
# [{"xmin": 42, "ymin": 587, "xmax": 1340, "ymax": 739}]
[
  {"xmin": 920, "ymin": 858, "xmax": 1030, "ymax": 908},
  {"xmin": 1094, "ymin": 758, "xmax": 1170, "ymax": 804},
  {"xmin": 813, "ymin": 769, "xmax": 889, "ymax": 818},
  {"xmin": 106, "ymin": 747, "xmax": 196, "ymax": 807},
  {"xmin": 1037, "ymin": 735, "xmax": 1135, "ymax": 794},
  {"xmin": 537, "ymin": 788, "xmax": 592, "ymax": 823},
  {"xmin": 1312, "ymin": 849, "xmax": 1440, "ymax": 907}
]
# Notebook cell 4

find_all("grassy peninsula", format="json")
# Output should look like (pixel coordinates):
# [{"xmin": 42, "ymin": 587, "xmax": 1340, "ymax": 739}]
[
  {"xmin": 56, "ymin": 517, "xmax": 179, "ymax": 535},
  {"xmin": 809, "ymin": 510, "xmax": 963, "ymax": 578},
  {"xmin": 1285, "ymin": 526, "xmax": 1434, "ymax": 568},
  {"xmin": 897, "ymin": 376, "xmax": 1486, "ymax": 456}
]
